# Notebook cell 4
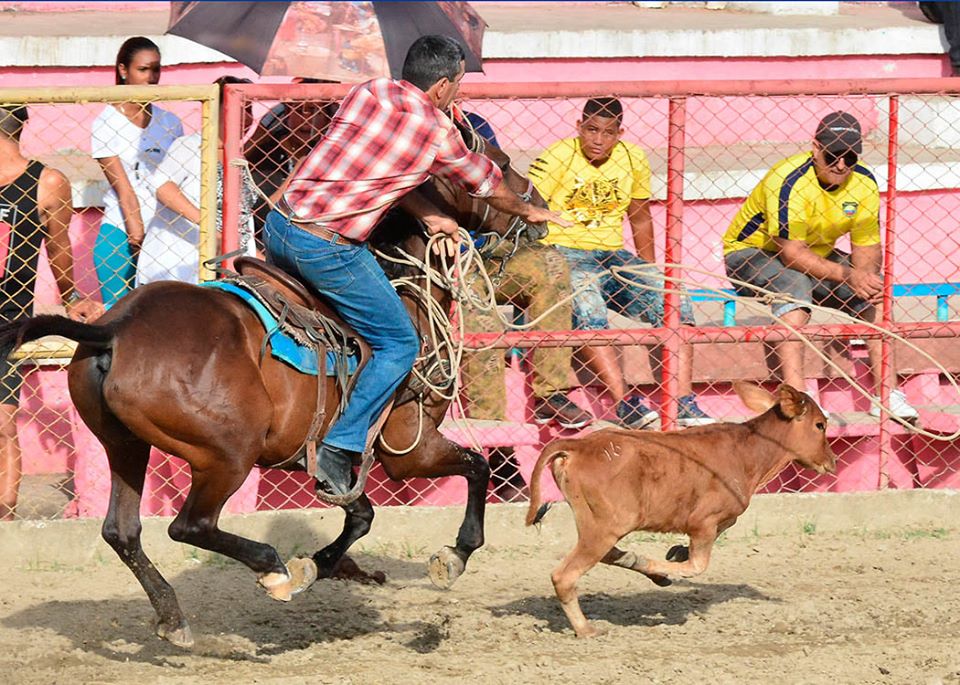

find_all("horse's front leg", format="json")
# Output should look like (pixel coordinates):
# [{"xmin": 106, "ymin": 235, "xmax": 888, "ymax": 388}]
[{"xmin": 312, "ymin": 491, "xmax": 381, "ymax": 582}]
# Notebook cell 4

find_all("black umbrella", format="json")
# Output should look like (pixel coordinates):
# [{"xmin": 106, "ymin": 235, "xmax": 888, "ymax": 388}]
[{"xmin": 167, "ymin": 1, "xmax": 486, "ymax": 81}]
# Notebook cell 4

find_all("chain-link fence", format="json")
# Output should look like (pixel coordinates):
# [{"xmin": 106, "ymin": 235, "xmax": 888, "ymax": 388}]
[
  {"xmin": 0, "ymin": 85, "xmax": 219, "ymax": 520},
  {"xmin": 4, "ymin": 78, "xmax": 960, "ymax": 521},
  {"xmin": 217, "ymin": 79, "xmax": 960, "ymax": 509}
]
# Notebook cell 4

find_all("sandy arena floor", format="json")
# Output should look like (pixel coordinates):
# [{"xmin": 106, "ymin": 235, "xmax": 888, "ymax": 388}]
[{"xmin": 2, "ymin": 495, "xmax": 960, "ymax": 685}]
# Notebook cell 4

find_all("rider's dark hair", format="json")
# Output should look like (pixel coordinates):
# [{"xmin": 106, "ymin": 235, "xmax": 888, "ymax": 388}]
[
  {"xmin": 115, "ymin": 36, "xmax": 160, "ymax": 85},
  {"xmin": 582, "ymin": 97, "xmax": 624, "ymax": 123},
  {"xmin": 401, "ymin": 35, "xmax": 465, "ymax": 92}
]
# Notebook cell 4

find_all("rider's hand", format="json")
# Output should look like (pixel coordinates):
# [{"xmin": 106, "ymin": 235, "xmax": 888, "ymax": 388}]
[
  {"xmin": 422, "ymin": 214, "xmax": 461, "ymax": 259},
  {"xmin": 845, "ymin": 267, "xmax": 884, "ymax": 304},
  {"xmin": 526, "ymin": 206, "xmax": 572, "ymax": 228}
]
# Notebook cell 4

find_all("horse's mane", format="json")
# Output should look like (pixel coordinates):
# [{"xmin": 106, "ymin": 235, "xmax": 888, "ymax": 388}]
[
  {"xmin": 453, "ymin": 116, "xmax": 510, "ymax": 173},
  {"xmin": 368, "ymin": 208, "xmax": 428, "ymax": 281}
]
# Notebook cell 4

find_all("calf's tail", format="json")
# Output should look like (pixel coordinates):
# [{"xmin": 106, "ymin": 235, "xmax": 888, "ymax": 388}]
[
  {"xmin": 0, "ymin": 314, "xmax": 116, "ymax": 360},
  {"xmin": 525, "ymin": 440, "xmax": 573, "ymax": 526}
]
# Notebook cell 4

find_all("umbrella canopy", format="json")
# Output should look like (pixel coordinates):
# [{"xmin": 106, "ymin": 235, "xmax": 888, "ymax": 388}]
[{"xmin": 167, "ymin": 1, "xmax": 486, "ymax": 82}]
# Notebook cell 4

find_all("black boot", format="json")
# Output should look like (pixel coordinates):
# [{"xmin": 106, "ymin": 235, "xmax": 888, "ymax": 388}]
[{"xmin": 315, "ymin": 444, "xmax": 358, "ymax": 497}]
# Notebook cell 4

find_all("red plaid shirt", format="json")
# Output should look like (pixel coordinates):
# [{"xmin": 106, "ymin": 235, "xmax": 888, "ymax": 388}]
[{"xmin": 284, "ymin": 78, "xmax": 502, "ymax": 242}]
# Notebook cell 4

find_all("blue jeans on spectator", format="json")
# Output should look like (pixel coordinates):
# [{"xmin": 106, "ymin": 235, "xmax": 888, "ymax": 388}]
[
  {"xmin": 554, "ymin": 246, "xmax": 695, "ymax": 329},
  {"xmin": 724, "ymin": 247, "xmax": 871, "ymax": 319},
  {"xmin": 263, "ymin": 209, "xmax": 419, "ymax": 453}
]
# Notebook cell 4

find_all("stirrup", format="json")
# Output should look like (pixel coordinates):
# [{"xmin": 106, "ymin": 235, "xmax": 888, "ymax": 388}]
[{"xmin": 314, "ymin": 449, "xmax": 376, "ymax": 506}]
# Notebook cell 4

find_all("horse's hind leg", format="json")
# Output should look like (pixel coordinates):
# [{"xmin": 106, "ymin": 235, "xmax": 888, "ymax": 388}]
[
  {"xmin": 167, "ymin": 448, "xmax": 314, "ymax": 601},
  {"xmin": 100, "ymin": 437, "xmax": 194, "ymax": 647},
  {"xmin": 426, "ymin": 445, "xmax": 490, "ymax": 588},
  {"xmin": 382, "ymin": 431, "xmax": 490, "ymax": 589}
]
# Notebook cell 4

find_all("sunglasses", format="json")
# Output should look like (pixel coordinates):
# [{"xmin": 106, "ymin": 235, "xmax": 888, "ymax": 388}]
[{"xmin": 822, "ymin": 148, "xmax": 858, "ymax": 168}]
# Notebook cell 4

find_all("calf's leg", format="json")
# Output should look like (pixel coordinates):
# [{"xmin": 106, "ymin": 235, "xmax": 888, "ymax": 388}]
[
  {"xmin": 551, "ymin": 530, "xmax": 620, "ymax": 638},
  {"xmin": 641, "ymin": 528, "xmax": 717, "ymax": 580},
  {"xmin": 602, "ymin": 547, "xmax": 673, "ymax": 586},
  {"xmin": 665, "ymin": 517, "xmax": 736, "ymax": 564}
]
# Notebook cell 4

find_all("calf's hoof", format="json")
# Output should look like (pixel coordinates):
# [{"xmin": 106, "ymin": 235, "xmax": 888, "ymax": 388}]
[
  {"xmin": 666, "ymin": 544, "xmax": 689, "ymax": 562},
  {"xmin": 258, "ymin": 557, "xmax": 318, "ymax": 601},
  {"xmin": 155, "ymin": 619, "xmax": 194, "ymax": 648},
  {"xmin": 427, "ymin": 546, "xmax": 466, "ymax": 589},
  {"xmin": 574, "ymin": 623, "xmax": 606, "ymax": 639},
  {"xmin": 645, "ymin": 572, "xmax": 673, "ymax": 587}
]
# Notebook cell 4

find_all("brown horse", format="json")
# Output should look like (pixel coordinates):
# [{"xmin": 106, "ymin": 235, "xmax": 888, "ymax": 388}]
[{"xmin": 0, "ymin": 132, "xmax": 545, "ymax": 648}]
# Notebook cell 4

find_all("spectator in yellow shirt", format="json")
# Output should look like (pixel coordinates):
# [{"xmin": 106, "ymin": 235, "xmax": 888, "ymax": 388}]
[
  {"xmin": 529, "ymin": 97, "xmax": 714, "ymax": 429},
  {"xmin": 723, "ymin": 111, "xmax": 918, "ymax": 420}
]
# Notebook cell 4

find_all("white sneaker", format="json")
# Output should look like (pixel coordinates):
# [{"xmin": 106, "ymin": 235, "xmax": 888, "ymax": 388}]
[{"xmin": 869, "ymin": 388, "xmax": 919, "ymax": 420}]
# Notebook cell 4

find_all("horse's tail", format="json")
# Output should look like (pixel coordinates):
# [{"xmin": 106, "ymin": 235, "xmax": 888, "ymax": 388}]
[
  {"xmin": 525, "ymin": 439, "xmax": 573, "ymax": 527},
  {"xmin": 0, "ymin": 314, "xmax": 116, "ymax": 360}
]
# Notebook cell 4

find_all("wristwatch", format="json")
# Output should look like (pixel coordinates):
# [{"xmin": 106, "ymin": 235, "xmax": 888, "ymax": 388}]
[{"xmin": 64, "ymin": 291, "xmax": 83, "ymax": 305}]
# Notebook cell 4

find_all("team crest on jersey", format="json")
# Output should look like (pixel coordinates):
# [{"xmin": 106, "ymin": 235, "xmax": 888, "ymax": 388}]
[{"xmin": 842, "ymin": 201, "xmax": 858, "ymax": 217}]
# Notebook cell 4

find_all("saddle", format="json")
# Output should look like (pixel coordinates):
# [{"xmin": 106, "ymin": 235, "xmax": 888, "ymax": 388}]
[{"xmin": 231, "ymin": 256, "xmax": 372, "ymax": 476}]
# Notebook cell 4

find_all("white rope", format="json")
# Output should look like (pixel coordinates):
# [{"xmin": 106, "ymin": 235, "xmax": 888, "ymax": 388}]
[
  {"xmin": 609, "ymin": 262, "xmax": 960, "ymax": 441},
  {"xmin": 233, "ymin": 155, "xmax": 956, "ymax": 442}
]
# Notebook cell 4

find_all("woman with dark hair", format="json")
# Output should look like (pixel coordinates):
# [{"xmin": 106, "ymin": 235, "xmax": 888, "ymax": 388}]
[{"xmin": 91, "ymin": 36, "xmax": 183, "ymax": 307}]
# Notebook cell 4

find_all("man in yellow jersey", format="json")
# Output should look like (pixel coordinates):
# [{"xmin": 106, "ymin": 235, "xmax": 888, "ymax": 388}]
[
  {"xmin": 723, "ymin": 111, "xmax": 918, "ymax": 420},
  {"xmin": 529, "ymin": 97, "xmax": 714, "ymax": 429}
]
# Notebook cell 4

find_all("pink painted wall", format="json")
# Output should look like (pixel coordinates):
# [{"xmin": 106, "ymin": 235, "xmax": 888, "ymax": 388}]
[{"xmin": 3, "ymin": 3, "xmax": 960, "ymax": 514}]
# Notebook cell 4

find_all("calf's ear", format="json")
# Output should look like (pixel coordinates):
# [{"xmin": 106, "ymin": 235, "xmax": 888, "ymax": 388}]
[
  {"xmin": 777, "ymin": 383, "xmax": 808, "ymax": 419},
  {"xmin": 734, "ymin": 381, "xmax": 776, "ymax": 414}
]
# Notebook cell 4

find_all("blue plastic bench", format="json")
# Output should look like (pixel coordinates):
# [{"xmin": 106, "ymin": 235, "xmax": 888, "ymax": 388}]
[{"xmin": 690, "ymin": 283, "xmax": 960, "ymax": 326}]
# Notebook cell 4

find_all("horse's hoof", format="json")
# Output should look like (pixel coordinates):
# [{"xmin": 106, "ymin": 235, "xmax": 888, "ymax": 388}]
[
  {"xmin": 332, "ymin": 555, "xmax": 386, "ymax": 585},
  {"xmin": 259, "ymin": 557, "xmax": 318, "ymax": 601},
  {"xmin": 666, "ymin": 544, "xmax": 689, "ymax": 562},
  {"xmin": 156, "ymin": 620, "xmax": 194, "ymax": 648},
  {"xmin": 427, "ymin": 546, "xmax": 465, "ymax": 589}
]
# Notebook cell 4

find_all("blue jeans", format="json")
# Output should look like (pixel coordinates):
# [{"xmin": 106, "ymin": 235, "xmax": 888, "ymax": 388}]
[
  {"xmin": 724, "ymin": 248, "xmax": 870, "ymax": 318},
  {"xmin": 554, "ymin": 246, "xmax": 695, "ymax": 329},
  {"xmin": 263, "ymin": 210, "xmax": 419, "ymax": 452}
]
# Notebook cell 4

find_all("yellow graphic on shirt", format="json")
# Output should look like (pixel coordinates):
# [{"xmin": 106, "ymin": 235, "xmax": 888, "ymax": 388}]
[{"xmin": 564, "ymin": 175, "xmax": 627, "ymax": 229}]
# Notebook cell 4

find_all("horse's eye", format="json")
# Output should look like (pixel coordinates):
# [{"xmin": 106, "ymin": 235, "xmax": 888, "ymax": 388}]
[{"xmin": 816, "ymin": 421, "xmax": 826, "ymax": 431}]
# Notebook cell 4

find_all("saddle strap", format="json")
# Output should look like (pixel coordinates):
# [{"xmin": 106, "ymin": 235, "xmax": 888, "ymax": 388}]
[{"xmin": 304, "ymin": 344, "xmax": 328, "ymax": 479}]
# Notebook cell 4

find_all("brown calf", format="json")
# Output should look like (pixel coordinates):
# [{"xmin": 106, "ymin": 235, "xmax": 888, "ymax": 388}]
[{"xmin": 526, "ymin": 382, "xmax": 835, "ymax": 637}]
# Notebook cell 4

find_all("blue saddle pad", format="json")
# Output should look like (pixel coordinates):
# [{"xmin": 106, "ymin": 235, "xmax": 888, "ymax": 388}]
[{"xmin": 201, "ymin": 281, "xmax": 357, "ymax": 376}]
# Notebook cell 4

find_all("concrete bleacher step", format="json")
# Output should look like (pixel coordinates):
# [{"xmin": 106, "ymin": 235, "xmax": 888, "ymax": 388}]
[
  {"xmin": 827, "ymin": 411, "xmax": 916, "ymax": 438},
  {"xmin": 915, "ymin": 404, "xmax": 960, "ymax": 436},
  {"xmin": 438, "ymin": 418, "xmax": 541, "ymax": 449}
]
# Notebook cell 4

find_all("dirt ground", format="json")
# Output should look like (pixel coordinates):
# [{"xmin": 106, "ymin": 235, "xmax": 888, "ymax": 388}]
[{"xmin": 2, "ymin": 495, "xmax": 960, "ymax": 685}]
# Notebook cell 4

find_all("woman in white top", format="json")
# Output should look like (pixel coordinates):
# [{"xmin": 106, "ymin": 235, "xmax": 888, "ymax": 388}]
[
  {"xmin": 139, "ymin": 76, "xmax": 258, "ymax": 286},
  {"xmin": 91, "ymin": 36, "xmax": 183, "ymax": 307}
]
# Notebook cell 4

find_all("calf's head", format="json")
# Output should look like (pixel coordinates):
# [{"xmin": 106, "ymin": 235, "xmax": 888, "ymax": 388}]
[{"xmin": 735, "ymin": 382, "xmax": 836, "ymax": 475}]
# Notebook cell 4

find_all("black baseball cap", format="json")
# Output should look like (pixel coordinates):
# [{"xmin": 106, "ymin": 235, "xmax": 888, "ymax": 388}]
[{"xmin": 815, "ymin": 111, "xmax": 862, "ymax": 156}]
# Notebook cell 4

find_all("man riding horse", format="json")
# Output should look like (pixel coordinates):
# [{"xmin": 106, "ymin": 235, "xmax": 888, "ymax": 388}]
[{"xmin": 266, "ymin": 34, "xmax": 569, "ymax": 496}]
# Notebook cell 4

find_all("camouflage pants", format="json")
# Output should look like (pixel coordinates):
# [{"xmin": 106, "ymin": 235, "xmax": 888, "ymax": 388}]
[{"xmin": 460, "ymin": 242, "xmax": 573, "ymax": 421}]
